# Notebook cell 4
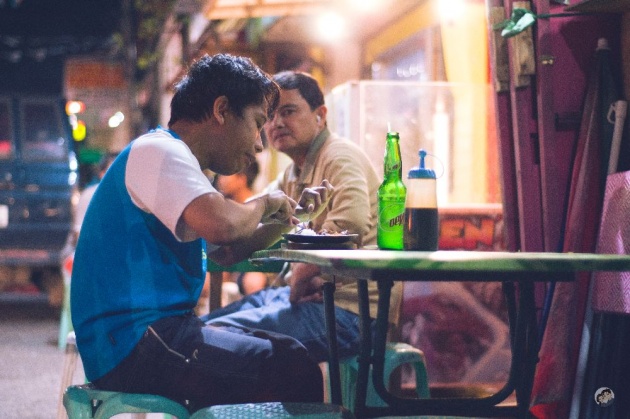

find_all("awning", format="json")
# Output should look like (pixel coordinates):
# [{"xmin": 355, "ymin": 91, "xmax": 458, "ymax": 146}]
[{"xmin": 203, "ymin": 0, "xmax": 333, "ymax": 20}]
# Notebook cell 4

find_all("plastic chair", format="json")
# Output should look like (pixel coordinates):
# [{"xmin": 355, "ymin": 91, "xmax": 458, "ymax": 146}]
[
  {"xmin": 339, "ymin": 342, "xmax": 430, "ymax": 412},
  {"xmin": 58, "ymin": 253, "xmax": 74, "ymax": 350},
  {"xmin": 63, "ymin": 383, "xmax": 190, "ymax": 419},
  {"xmin": 58, "ymin": 332, "xmax": 189, "ymax": 419},
  {"xmin": 57, "ymin": 331, "xmax": 80, "ymax": 419},
  {"xmin": 189, "ymin": 402, "xmax": 355, "ymax": 418}
]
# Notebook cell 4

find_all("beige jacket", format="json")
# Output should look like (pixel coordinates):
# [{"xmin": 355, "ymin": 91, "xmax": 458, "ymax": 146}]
[{"xmin": 269, "ymin": 128, "xmax": 403, "ymax": 325}]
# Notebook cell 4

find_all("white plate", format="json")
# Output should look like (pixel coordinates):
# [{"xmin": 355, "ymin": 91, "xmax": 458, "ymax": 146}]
[
  {"xmin": 0, "ymin": 204, "xmax": 7, "ymax": 228},
  {"xmin": 283, "ymin": 233, "xmax": 358, "ymax": 244}
]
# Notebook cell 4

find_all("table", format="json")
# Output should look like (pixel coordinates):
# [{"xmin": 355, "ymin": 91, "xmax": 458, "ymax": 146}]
[{"xmin": 250, "ymin": 249, "xmax": 630, "ymax": 418}]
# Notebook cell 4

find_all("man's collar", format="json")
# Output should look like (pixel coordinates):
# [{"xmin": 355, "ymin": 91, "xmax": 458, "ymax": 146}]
[
  {"xmin": 152, "ymin": 125, "xmax": 180, "ymax": 140},
  {"xmin": 290, "ymin": 127, "xmax": 330, "ymax": 184}
]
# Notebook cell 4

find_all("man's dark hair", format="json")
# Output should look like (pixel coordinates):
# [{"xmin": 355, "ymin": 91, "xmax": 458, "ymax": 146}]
[
  {"xmin": 169, "ymin": 54, "xmax": 279, "ymax": 126},
  {"xmin": 272, "ymin": 71, "xmax": 325, "ymax": 111}
]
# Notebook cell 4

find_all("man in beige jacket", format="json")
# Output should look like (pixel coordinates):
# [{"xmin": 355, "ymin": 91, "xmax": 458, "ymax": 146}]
[{"xmin": 204, "ymin": 71, "xmax": 402, "ymax": 362}]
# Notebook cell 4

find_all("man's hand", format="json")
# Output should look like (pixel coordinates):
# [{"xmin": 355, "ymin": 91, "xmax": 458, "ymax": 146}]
[
  {"xmin": 259, "ymin": 190, "xmax": 299, "ymax": 225},
  {"xmin": 287, "ymin": 262, "xmax": 324, "ymax": 303},
  {"xmin": 290, "ymin": 276, "xmax": 325, "ymax": 303},
  {"xmin": 295, "ymin": 179, "xmax": 334, "ymax": 222}
]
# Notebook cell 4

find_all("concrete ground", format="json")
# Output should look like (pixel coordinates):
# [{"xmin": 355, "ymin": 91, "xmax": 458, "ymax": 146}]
[
  {"xmin": 0, "ymin": 296, "xmax": 170, "ymax": 419},
  {"xmin": 0, "ymin": 296, "xmax": 70, "ymax": 418}
]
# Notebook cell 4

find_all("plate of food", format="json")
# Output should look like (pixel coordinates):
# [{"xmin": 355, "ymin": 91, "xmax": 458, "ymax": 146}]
[{"xmin": 283, "ymin": 229, "xmax": 358, "ymax": 244}]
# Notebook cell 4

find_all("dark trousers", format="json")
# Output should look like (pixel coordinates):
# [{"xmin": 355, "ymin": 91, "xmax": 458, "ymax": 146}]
[{"xmin": 93, "ymin": 313, "xmax": 323, "ymax": 412}]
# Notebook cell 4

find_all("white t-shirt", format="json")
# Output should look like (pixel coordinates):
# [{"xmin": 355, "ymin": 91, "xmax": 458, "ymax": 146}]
[{"xmin": 125, "ymin": 129, "xmax": 218, "ymax": 243}]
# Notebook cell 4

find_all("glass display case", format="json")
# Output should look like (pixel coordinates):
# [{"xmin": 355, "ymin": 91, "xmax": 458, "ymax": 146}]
[{"xmin": 325, "ymin": 80, "xmax": 500, "ymax": 206}]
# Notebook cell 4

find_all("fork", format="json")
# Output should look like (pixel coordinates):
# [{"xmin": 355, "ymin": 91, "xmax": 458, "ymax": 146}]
[{"xmin": 295, "ymin": 220, "xmax": 312, "ymax": 234}]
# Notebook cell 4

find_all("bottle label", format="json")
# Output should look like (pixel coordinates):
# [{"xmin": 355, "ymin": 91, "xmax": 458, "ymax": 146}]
[
  {"xmin": 378, "ymin": 203, "xmax": 405, "ymax": 231},
  {"xmin": 378, "ymin": 202, "xmax": 405, "ymax": 250}
]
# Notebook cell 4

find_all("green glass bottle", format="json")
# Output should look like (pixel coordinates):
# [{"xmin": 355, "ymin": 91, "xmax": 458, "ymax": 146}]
[{"xmin": 377, "ymin": 131, "xmax": 407, "ymax": 250}]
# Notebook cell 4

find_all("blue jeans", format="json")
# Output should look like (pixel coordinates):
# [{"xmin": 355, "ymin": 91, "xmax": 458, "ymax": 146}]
[
  {"xmin": 201, "ymin": 286, "xmax": 361, "ymax": 363},
  {"xmin": 93, "ymin": 313, "xmax": 323, "ymax": 412}
]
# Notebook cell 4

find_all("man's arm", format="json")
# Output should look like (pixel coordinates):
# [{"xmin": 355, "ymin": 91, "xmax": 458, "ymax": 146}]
[
  {"xmin": 182, "ymin": 190, "xmax": 296, "ymax": 266},
  {"xmin": 221, "ymin": 180, "xmax": 333, "ymax": 263},
  {"xmin": 183, "ymin": 182, "xmax": 333, "ymax": 266},
  {"xmin": 183, "ymin": 191, "xmax": 295, "ymax": 243},
  {"xmin": 209, "ymin": 222, "xmax": 292, "ymax": 266}
]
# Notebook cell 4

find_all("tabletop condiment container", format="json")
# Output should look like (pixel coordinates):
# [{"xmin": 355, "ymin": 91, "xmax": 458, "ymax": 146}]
[{"xmin": 403, "ymin": 149, "xmax": 438, "ymax": 251}]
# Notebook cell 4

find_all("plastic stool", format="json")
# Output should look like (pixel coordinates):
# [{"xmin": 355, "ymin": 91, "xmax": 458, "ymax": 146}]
[
  {"xmin": 63, "ymin": 383, "xmax": 190, "ymax": 419},
  {"xmin": 340, "ymin": 342, "xmax": 429, "ymax": 411},
  {"xmin": 57, "ymin": 332, "xmax": 80, "ymax": 419},
  {"xmin": 189, "ymin": 402, "xmax": 355, "ymax": 418}
]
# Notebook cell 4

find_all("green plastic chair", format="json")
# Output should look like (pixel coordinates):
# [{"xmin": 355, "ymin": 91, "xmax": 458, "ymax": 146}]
[
  {"xmin": 339, "ymin": 342, "xmax": 430, "ymax": 412},
  {"xmin": 58, "ymin": 253, "xmax": 75, "ymax": 350},
  {"xmin": 63, "ymin": 383, "xmax": 190, "ymax": 419},
  {"xmin": 189, "ymin": 402, "xmax": 354, "ymax": 418}
]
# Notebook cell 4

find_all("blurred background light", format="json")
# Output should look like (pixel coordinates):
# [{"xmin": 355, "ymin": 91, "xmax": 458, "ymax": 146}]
[
  {"xmin": 108, "ymin": 111, "xmax": 125, "ymax": 128},
  {"xmin": 68, "ymin": 114, "xmax": 78, "ymax": 129},
  {"xmin": 66, "ymin": 100, "xmax": 85, "ymax": 115},
  {"xmin": 439, "ymin": 0, "xmax": 466, "ymax": 22},
  {"xmin": 72, "ymin": 120, "xmax": 86, "ymax": 141},
  {"xmin": 347, "ymin": 0, "xmax": 382, "ymax": 13},
  {"xmin": 315, "ymin": 12, "xmax": 346, "ymax": 43}
]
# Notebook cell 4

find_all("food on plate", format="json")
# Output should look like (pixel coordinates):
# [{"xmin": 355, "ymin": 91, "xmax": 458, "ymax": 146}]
[
  {"xmin": 295, "ymin": 228, "xmax": 349, "ymax": 236},
  {"xmin": 318, "ymin": 229, "xmax": 349, "ymax": 236}
]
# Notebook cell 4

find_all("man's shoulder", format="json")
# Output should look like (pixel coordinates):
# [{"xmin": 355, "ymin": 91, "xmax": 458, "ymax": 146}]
[
  {"xmin": 322, "ymin": 133, "xmax": 360, "ymax": 151},
  {"xmin": 129, "ymin": 130, "xmax": 192, "ymax": 164},
  {"xmin": 320, "ymin": 133, "xmax": 371, "ymax": 162},
  {"xmin": 132, "ymin": 130, "xmax": 181, "ymax": 149}
]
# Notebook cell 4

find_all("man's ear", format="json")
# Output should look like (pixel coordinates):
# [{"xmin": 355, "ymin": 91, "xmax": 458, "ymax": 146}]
[
  {"xmin": 315, "ymin": 105, "xmax": 327, "ymax": 125},
  {"xmin": 213, "ymin": 96, "xmax": 230, "ymax": 125}
]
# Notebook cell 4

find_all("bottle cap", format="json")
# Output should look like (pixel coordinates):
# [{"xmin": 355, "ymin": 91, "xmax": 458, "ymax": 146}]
[{"xmin": 408, "ymin": 149, "xmax": 436, "ymax": 179}]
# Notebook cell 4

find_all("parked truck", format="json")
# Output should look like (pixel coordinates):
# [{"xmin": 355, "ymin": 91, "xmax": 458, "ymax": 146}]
[{"xmin": 0, "ymin": 94, "xmax": 78, "ymax": 305}]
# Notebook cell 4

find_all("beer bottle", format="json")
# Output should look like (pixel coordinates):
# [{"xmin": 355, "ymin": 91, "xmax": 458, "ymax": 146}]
[
  {"xmin": 377, "ymin": 131, "xmax": 407, "ymax": 250},
  {"xmin": 404, "ymin": 149, "xmax": 439, "ymax": 251}
]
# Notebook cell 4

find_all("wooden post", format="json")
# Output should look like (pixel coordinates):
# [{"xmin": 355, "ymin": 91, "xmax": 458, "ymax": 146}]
[
  {"xmin": 509, "ymin": 1, "xmax": 537, "ymax": 88},
  {"xmin": 489, "ymin": 6, "xmax": 510, "ymax": 92}
]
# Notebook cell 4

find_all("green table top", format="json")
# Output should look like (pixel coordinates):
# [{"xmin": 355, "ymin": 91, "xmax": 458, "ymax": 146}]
[
  {"xmin": 207, "ymin": 258, "xmax": 284, "ymax": 273},
  {"xmin": 207, "ymin": 241, "xmax": 285, "ymax": 273},
  {"xmin": 250, "ymin": 249, "xmax": 630, "ymax": 274}
]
